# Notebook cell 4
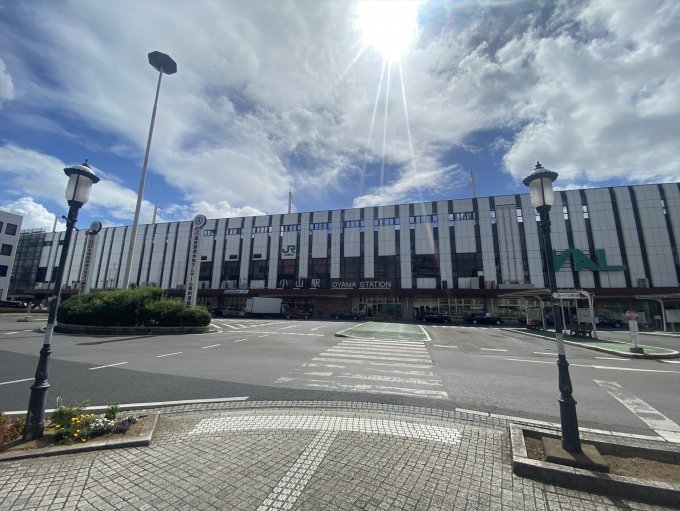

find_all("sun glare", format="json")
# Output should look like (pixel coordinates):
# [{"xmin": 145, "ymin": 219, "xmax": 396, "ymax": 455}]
[{"xmin": 356, "ymin": 0, "xmax": 421, "ymax": 61}]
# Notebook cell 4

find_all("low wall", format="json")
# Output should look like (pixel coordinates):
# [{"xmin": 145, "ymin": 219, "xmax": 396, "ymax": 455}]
[{"xmin": 54, "ymin": 323, "xmax": 210, "ymax": 335}]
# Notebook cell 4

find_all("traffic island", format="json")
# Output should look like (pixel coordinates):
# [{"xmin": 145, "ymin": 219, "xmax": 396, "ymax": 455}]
[
  {"xmin": 510, "ymin": 424, "xmax": 680, "ymax": 507},
  {"xmin": 54, "ymin": 323, "xmax": 213, "ymax": 335},
  {"xmin": 335, "ymin": 321, "xmax": 430, "ymax": 342},
  {"xmin": 0, "ymin": 413, "xmax": 159, "ymax": 462}
]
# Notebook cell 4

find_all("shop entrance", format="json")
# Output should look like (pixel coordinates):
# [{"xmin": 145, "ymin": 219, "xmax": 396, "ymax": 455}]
[{"xmin": 359, "ymin": 296, "xmax": 402, "ymax": 319}]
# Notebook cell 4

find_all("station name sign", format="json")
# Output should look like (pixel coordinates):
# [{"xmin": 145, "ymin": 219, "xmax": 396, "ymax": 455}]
[
  {"xmin": 553, "ymin": 249, "xmax": 627, "ymax": 272},
  {"xmin": 331, "ymin": 280, "xmax": 393, "ymax": 289}
]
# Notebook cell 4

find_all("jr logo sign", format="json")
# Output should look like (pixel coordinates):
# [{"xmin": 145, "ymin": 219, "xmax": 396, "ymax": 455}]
[
  {"xmin": 281, "ymin": 245, "xmax": 297, "ymax": 259},
  {"xmin": 553, "ymin": 249, "xmax": 627, "ymax": 272}
]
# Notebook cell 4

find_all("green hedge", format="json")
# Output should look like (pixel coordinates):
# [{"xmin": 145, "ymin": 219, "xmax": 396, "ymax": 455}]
[{"xmin": 57, "ymin": 287, "xmax": 211, "ymax": 327}]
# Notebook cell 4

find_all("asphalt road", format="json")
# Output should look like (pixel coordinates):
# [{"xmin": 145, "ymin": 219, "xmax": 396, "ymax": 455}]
[{"xmin": 1, "ymin": 315, "xmax": 678, "ymax": 441}]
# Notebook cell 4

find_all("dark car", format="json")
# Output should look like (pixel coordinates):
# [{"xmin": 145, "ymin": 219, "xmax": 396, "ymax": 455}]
[
  {"xmin": 415, "ymin": 311, "xmax": 450, "ymax": 323},
  {"xmin": 282, "ymin": 308, "xmax": 310, "ymax": 319},
  {"xmin": 1, "ymin": 300, "xmax": 26, "ymax": 309},
  {"xmin": 595, "ymin": 315, "xmax": 624, "ymax": 328},
  {"xmin": 463, "ymin": 313, "xmax": 504, "ymax": 325},
  {"xmin": 208, "ymin": 307, "xmax": 223, "ymax": 317},
  {"xmin": 333, "ymin": 309, "xmax": 361, "ymax": 320}
]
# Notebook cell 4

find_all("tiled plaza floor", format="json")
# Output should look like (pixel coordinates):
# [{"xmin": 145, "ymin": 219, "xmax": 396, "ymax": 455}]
[{"xmin": 0, "ymin": 401, "xmax": 676, "ymax": 510}]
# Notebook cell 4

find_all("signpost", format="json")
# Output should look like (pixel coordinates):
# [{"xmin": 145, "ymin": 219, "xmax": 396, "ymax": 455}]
[{"xmin": 185, "ymin": 215, "xmax": 206, "ymax": 308}]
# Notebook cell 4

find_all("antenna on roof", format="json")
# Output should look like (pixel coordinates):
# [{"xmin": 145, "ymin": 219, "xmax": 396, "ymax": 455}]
[{"xmin": 288, "ymin": 189, "xmax": 293, "ymax": 214}]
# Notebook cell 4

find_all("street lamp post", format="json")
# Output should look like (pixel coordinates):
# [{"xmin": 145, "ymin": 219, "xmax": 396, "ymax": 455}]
[
  {"xmin": 24, "ymin": 161, "xmax": 100, "ymax": 440},
  {"xmin": 121, "ymin": 51, "xmax": 177, "ymax": 289},
  {"xmin": 523, "ymin": 162, "xmax": 582, "ymax": 453}
]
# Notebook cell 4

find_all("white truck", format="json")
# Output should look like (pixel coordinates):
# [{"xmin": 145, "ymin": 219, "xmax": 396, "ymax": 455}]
[{"xmin": 245, "ymin": 297, "xmax": 283, "ymax": 318}]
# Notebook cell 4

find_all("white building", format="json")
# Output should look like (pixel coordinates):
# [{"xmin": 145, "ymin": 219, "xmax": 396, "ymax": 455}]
[{"xmin": 0, "ymin": 210, "xmax": 23, "ymax": 300}]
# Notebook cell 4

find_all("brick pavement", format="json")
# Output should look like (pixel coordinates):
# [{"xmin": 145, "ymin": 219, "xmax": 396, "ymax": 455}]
[{"xmin": 0, "ymin": 401, "xmax": 675, "ymax": 510}]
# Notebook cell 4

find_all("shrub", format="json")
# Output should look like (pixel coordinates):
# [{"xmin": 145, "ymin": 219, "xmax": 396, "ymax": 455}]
[
  {"xmin": 104, "ymin": 402, "xmax": 119, "ymax": 421},
  {"xmin": 113, "ymin": 420, "xmax": 131, "ymax": 434},
  {"xmin": 0, "ymin": 412, "xmax": 25, "ymax": 445},
  {"xmin": 50, "ymin": 399, "xmax": 123, "ymax": 444},
  {"xmin": 57, "ymin": 287, "xmax": 208, "ymax": 327}
]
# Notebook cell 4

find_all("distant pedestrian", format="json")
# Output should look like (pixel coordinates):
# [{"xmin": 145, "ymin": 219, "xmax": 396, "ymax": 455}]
[{"xmin": 318, "ymin": 308, "xmax": 323, "ymax": 318}]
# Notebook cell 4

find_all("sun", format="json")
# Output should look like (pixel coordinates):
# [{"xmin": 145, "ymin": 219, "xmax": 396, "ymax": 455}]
[{"xmin": 355, "ymin": 0, "xmax": 421, "ymax": 62}]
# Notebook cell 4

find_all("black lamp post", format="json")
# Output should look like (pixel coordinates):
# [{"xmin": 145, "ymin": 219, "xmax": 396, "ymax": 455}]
[
  {"xmin": 523, "ymin": 162, "xmax": 581, "ymax": 453},
  {"xmin": 23, "ymin": 161, "xmax": 100, "ymax": 440}
]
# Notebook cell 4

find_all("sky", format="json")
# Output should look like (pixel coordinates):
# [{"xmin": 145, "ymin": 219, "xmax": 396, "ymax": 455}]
[{"xmin": 0, "ymin": 0, "xmax": 678, "ymax": 231}]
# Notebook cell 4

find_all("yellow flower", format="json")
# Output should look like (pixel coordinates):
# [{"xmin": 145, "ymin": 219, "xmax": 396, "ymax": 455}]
[
  {"xmin": 73, "ymin": 433, "xmax": 78, "ymax": 438},
  {"xmin": 55, "ymin": 425, "xmax": 60, "ymax": 429},
  {"xmin": 81, "ymin": 438, "xmax": 87, "ymax": 443},
  {"xmin": 76, "ymin": 429, "xmax": 80, "ymax": 433}
]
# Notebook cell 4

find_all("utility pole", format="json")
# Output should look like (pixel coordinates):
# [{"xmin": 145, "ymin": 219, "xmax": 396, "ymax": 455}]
[
  {"xmin": 52, "ymin": 215, "xmax": 58, "ymax": 233},
  {"xmin": 288, "ymin": 189, "xmax": 293, "ymax": 214},
  {"xmin": 471, "ymin": 170, "xmax": 477, "ymax": 198},
  {"xmin": 152, "ymin": 203, "xmax": 162, "ymax": 224}
]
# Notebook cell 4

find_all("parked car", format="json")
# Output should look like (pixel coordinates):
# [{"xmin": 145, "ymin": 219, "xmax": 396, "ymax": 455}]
[
  {"xmin": 1, "ymin": 300, "xmax": 27, "ymax": 309},
  {"xmin": 282, "ymin": 308, "xmax": 310, "ymax": 319},
  {"xmin": 594, "ymin": 315, "xmax": 624, "ymax": 328},
  {"xmin": 333, "ymin": 309, "xmax": 361, "ymax": 320},
  {"xmin": 208, "ymin": 307, "xmax": 223, "ymax": 317},
  {"xmin": 223, "ymin": 307, "xmax": 245, "ymax": 318},
  {"xmin": 463, "ymin": 313, "xmax": 504, "ymax": 325},
  {"xmin": 415, "ymin": 311, "xmax": 450, "ymax": 323}
]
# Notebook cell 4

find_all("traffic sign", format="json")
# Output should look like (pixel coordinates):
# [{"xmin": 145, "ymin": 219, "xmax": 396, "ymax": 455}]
[{"xmin": 555, "ymin": 292, "xmax": 581, "ymax": 300}]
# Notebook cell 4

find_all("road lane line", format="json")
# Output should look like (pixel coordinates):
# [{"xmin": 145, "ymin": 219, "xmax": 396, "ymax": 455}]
[
  {"xmin": 505, "ymin": 358, "xmax": 678, "ymax": 373},
  {"xmin": 534, "ymin": 352, "xmax": 555, "ymax": 355},
  {"xmin": 89, "ymin": 362, "xmax": 128, "ymax": 370},
  {"xmin": 156, "ymin": 352, "xmax": 182, "ymax": 358},
  {"xmin": 0, "ymin": 378, "xmax": 34, "ymax": 385},
  {"xmin": 234, "ymin": 339, "xmax": 247, "ymax": 343},
  {"xmin": 661, "ymin": 360, "xmax": 680, "ymax": 364},
  {"xmin": 433, "ymin": 345, "xmax": 458, "ymax": 348},
  {"xmin": 302, "ymin": 363, "xmax": 346, "ymax": 368},
  {"xmin": 202, "ymin": 344, "xmax": 221, "ymax": 349},
  {"xmin": 594, "ymin": 380, "xmax": 680, "ymax": 443},
  {"xmin": 3, "ymin": 331, "xmax": 20, "ymax": 335},
  {"xmin": 480, "ymin": 348, "xmax": 507, "ymax": 352},
  {"xmin": 595, "ymin": 357, "xmax": 629, "ymax": 361}
]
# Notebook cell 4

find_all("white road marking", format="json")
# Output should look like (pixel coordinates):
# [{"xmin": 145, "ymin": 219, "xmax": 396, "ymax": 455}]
[
  {"xmin": 259, "ymin": 335, "xmax": 269, "ymax": 338},
  {"xmin": 0, "ymin": 378, "xmax": 34, "ymax": 385},
  {"xmin": 202, "ymin": 344, "xmax": 221, "ymax": 349},
  {"xmin": 302, "ymin": 363, "xmax": 346, "ymax": 368},
  {"xmin": 505, "ymin": 358, "xmax": 678, "ymax": 373},
  {"xmin": 22, "ymin": 329, "xmax": 34, "ymax": 332},
  {"xmin": 661, "ymin": 360, "xmax": 680, "ymax": 364},
  {"xmin": 234, "ymin": 339, "xmax": 247, "ymax": 343},
  {"xmin": 302, "ymin": 380, "xmax": 448, "ymax": 398},
  {"xmin": 304, "ymin": 372, "xmax": 443, "ymax": 386},
  {"xmin": 595, "ymin": 357, "xmax": 628, "ymax": 361},
  {"xmin": 156, "ymin": 352, "xmax": 182, "ymax": 358},
  {"xmin": 327, "ymin": 348, "xmax": 430, "ymax": 358},
  {"xmin": 257, "ymin": 430, "xmax": 338, "ymax": 511},
  {"xmin": 321, "ymin": 352, "xmax": 432, "ymax": 363},
  {"xmin": 480, "ymin": 348, "xmax": 507, "ymax": 352},
  {"xmin": 434, "ymin": 345, "xmax": 458, "ymax": 349},
  {"xmin": 89, "ymin": 362, "xmax": 128, "ymax": 370},
  {"xmin": 534, "ymin": 352, "xmax": 555, "ymax": 355},
  {"xmin": 341, "ymin": 339, "xmax": 426, "ymax": 347},
  {"xmin": 3, "ymin": 331, "xmax": 19, "ymax": 335},
  {"xmin": 594, "ymin": 380, "xmax": 680, "ymax": 443},
  {"xmin": 338, "ymin": 342, "xmax": 427, "ymax": 351},
  {"xmin": 312, "ymin": 357, "xmax": 432, "ymax": 369}
]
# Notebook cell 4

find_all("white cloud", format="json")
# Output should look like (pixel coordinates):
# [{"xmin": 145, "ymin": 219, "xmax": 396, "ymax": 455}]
[
  {"xmin": 0, "ymin": 57, "xmax": 14, "ymax": 106},
  {"xmin": 0, "ymin": 197, "xmax": 64, "ymax": 231}
]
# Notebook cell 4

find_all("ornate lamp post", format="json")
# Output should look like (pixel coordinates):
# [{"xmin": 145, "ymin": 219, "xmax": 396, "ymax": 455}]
[
  {"xmin": 23, "ymin": 161, "xmax": 100, "ymax": 440},
  {"xmin": 122, "ymin": 51, "xmax": 177, "ymax": 289},
  {"xmin": 523, "ymin": 162, "xmax": 581, "ymax": 453}
]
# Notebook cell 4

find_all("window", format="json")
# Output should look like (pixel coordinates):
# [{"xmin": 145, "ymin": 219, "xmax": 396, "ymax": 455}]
[
  {"xmin": 340, "ymin": 257, "xmax": 362, "ymax": 279},
  {"xmin": 0, "ymin": 244, "xmax": 12, "ymax": 256},
  {"xmin": 309, "ymin": 222, "xmax": 331, "ymax": 232},
  {"xmin": 5, "ymin": 223, "xmax": 17, "ymax": 236},
  {"xmin": 0, "ymin": 222, "xmax": 3, "ymax": 232},
  {"xmin": 252, "ymin": 253, "xmax": 262, "ymax": 259},
  {"xmin": 490, "ymin": 211, "xmax": 496, "ymax": 225},
  {"xmin": 454, "ymin": 212, "xmax": 475, "ymax": 221},
  {"xmin": 229, "ymin": 254, "xmax": 238, "ymax": 260},
  {"xmin": 226, "ymin": 228, "xmax": 242, "ymax": 235},
  {"xmin": 343, "ymin": 220, "xmax": 363, "ymax": 228},
  {"xmin": 516, "ymin": 208, "xmax": 523, "ymax": 223},
  {"xmin": 252, "ymin": 226, "xmax": 271, "ymax": 234},
  {"xmin": 582, "ymin": 205, "xmax": 589, "ymax": 219},
  {"xmin": 0, "ymin": 265, "xmax": 7, "ymax": 277},
  {"xmin": 36, "ymin": 267, "xmax": 48, "ymax": 282},
  {"xmin": 661, "ymin": 199, "xmax": 667, "ymax": 215},
  {"xmin": 203, "ymin": 229, "xmax": 216, "ymax": 237},
  {"xmin": 448, "ymin": 213, "xmax": 454, "ymax": 227},
  {"xmin": 44, "ymin": 241, "xmax": 53, "ymax": 247},
  {"xmin": 563, "ymin": 205, "xmax": 569, "ymax": 220},
  {"xmin": 199, "ymin": 261, "xmax": 213, "ymax": 281},
  {"xmin": 281, "ymin": 224, "xmax": 300, "ymax": 232}
]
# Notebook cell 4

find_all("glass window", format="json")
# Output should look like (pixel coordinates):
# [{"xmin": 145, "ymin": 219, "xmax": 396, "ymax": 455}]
[
  {"xmin": 5, "ymin": 223, "xmax": 17, "ymax": 236},
  {"xmin": 0, "ymin": 244, "xmax": 12, "ymax": 256},
  {"xmin": 490, "ymin": 211, "xmax": 496, "ymax": 224},
  {"xmin": 0, "ymin": 264, "xmax": 7, "ymax": 277},
  {"xmin": 516, "ymin": 208, "xmax": 523, "ymax": 223},
  {"xmin": 563, "ymin": 205, "xmax": 569, "ymax": 220},
  {"xmin": 582, "ymin": 205, "xmax": 589, "ymax": 219}
]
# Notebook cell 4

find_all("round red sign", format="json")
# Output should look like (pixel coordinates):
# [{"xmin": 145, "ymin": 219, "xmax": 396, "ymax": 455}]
[{"xmin": 626, "ymin": 310, "xmax": 638, "ymax": 320}]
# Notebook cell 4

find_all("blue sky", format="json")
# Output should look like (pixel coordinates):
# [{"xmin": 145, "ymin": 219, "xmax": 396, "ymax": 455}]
[{"xmin": 0, "ymin": 0, "xmax": 678, "ymax": 231}]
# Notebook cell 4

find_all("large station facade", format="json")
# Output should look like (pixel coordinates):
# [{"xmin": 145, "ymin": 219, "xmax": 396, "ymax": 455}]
[{"xmin": 11, "ymin": 183, "xmax": 680, "ymax": 324}]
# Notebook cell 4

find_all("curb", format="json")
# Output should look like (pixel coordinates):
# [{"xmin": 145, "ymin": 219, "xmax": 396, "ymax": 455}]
[
  {"xmin": 510, "ymin": 424, "xmax": 680, "ymax": 508},
  {"xmin": 0, "ymin": 413, "xmax": 159, "ymax": 462},
  {"xmin": 511, "ymin": 329, "xmax": 679, "ymax": 359}
]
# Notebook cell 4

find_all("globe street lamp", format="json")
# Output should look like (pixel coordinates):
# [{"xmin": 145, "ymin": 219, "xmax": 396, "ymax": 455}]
[
  {"xmin": 23, "ymin": 161, "xmax": 100, "ymax": 440},
  {"xmin": 122, "ymin": 51, "xmax": 177, "ymax": 289},
  {"xmin": 523, "ymin": 162, "xmax": 582, "ymax": 453}
]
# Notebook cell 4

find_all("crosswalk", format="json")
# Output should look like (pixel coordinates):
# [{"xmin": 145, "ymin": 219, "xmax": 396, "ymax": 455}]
[
  {"xmin": 214, "ymin": 319, "xmax": 287, "ymax": 330},
  {"xmin": 276, "ymin": 338, "xmax": 448, "ymax": 399}
]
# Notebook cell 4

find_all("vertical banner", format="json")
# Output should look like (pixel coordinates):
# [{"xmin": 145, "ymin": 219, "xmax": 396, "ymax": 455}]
[
  {"xmin": 185, "ymin": 214, "xmax": 207, "ymax": 308},
  {"xmin": 79, "ymin": 221, "xmax": 102, "ymax": 294}
]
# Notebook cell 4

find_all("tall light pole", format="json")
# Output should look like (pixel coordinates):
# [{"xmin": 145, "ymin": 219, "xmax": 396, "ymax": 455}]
[
  {"xmin": 122, "ymin": 51, "xmax": 177, "ymax": 289},
  {"xmin": 24, "ymin": 161, "xmax": 100, "ymax": 440},
  {"xmin": 523, "ymin": 161, "xmax": 582, "ymax": 453}
]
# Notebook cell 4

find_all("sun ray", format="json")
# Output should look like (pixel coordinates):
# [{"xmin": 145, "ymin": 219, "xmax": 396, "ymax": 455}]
[
  {"xmin": 380, "ymin": 61, "xmax": 392, "ymax": 188},
  {"xmin": 360, "ymin": 59, "xmax": 387, "ymax": 195},
  {"xmin": 398, "ymin": 56, "xmax": 422, "ymax": 201}
]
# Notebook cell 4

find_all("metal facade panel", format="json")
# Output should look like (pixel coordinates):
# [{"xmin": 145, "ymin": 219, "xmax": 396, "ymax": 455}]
[
  {"xmin": 614, "ymin": 187, "xmax": 647, "ymax": 285},
  {"xmin": 454, "ymin": 220, "xmax": 476, "ymax": 253},
  {"xmin": 414, "ymin": 222, "xmax": 434, "ymax": 255},
  {"xmin": 663, "ymin": 184, "xmax": 680, "ymax": 271},
  {"xmin": 95, "ymin": 229, "xmax": 114, "ymax": 288},
  {"xmin": 170, "ymin": 222, "xmax": 192, "ymax": 288},
  {"xmin": 148, "ymin": 223, "xmax": 169, "ymax": 287},
  {"xmin": 585, "ymin": 189, "xmax": 626, "ymax": 288},
  {"xmin": 64, "ymin": 230, "xmax": 86, "ymax": 288},
  {"xmin": 495, "ymin": 205, "xmax": 523, "ymax": 284},
  {"xmin": 224, "ymin": 235, "xmax": 241, "ymax": 259},
  {"xmin": 239, "ymin": 217, "xmax": 253, "ymax": 288},
  {"xmin": 251, "ymin": 232, "xmax": 269, "ymax": 256},
  {"xmin": 107, "ymin": 227, "xmax": 128, "ymax": 289},
  {"xmin": 549, "ymin": 193, "xmax": 574, "ymax": 288},
  {"xmin": 344, "ymin": 228, "xmax": 361, "ymax": 257},
  {"xmin": 267, "ymin": 216, "xmax": 281, "ymax": 289},
  {"xmin": 331, "ymin": 210, "xmax": 341, "ymax": 279},
  {"xmin": 452, "ymin": 198, "xmax": 473, "ymax": 213},
  {"xmin": 399, "ymin": 204, "xmax": 411, "ymax": 288},
  {"xmin": 477, "ymin": 198, "xmax": 496, "ymax": 286},
  {"xmin": 413, "ymin": 202, "xmax": 432, "ymax": 216},
  {"xmin": 254, "ymin": 215, "xmax": 269, "ymax": 227},
  {"xmin": 344, "ymin": 208, "xmax": 360, "ymax": 221},
  {"xmin": 127, "ymin": 225, "xmax": 148, "ymax": 287},
  {"xmin": 312, "ymin": 211, "xmax": 329, "ymax": 222},
  {"xmin": 211, "ymin": 218, "xmax": 227, "ymax": 288},
  {"xmin": 139, "ymin": 224, "xmax": 156, "ymax": 285},
  {"xmin": 364, "ymin": 208, "xmax": 374, "ymax": 279},
  {"xmin": 161, "ymin": 223, "xmax": 178, "ymax": 289},
  {"xmin": 298, "ymin": 213, "xmax": 310, "ymax": 278},
  {"xmin": 311, "ymin": 230, "xmax": 327, "ymax": 258},
  {"xmin": 635, "ymin": 185, "xmax": 678, "ymax": 287},
  {"xmin": 520, "ymin": 194, "xmax": 544, "ymax": 288},
  {"xmin": 283, "ymin": 213, "xmax": 298, "ymax": 225},
  {"xmin": 228, "ymin": 218, "xmax": 242, "ymax": 228},
  {"xmin": 565, "ymin": 191, "xmax": 595, "ymax": 288},
  {"xmin": 378, "ymin": 225, "xmax": 397, "ymax": 256}
]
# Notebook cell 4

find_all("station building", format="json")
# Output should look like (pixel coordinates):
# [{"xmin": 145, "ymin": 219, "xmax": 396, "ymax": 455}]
[
  {"xmin": 0, "ymin": 209, "xmax": 23, "ymax": 301},
  {"xmin": 10, "ymin": 183, "xmax": 680, "ymax": 326}
]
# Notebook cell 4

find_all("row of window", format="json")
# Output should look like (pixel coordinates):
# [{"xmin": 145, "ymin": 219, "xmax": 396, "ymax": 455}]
[{"xmin": 0, "ymin": 222, "xmax": 18, "ymax": 236}]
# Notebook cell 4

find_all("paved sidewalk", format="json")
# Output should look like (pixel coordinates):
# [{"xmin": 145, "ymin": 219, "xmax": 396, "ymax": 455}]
[{"xmin": 1, "ymin": 401, "xmax": 676, "ymax": 510}]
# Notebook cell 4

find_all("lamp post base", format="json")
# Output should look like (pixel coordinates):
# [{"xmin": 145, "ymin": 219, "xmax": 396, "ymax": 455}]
[
  {"xmin": 23, "ymin": 345, "xmax": 52, "ymax": 440},
  {"xmin": 557, "ymin": 356, "xmax": 581, "ymax": 453}
]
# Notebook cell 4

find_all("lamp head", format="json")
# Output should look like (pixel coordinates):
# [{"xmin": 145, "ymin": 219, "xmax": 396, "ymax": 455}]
[
  {"xmin": 64, "ymin": 159, "xmax": 101, "ymax": 207},
  {"xmin": 522, "ymin": 161, "xmax": 558, "ymax": 209},
  {"xmin": 148, "ymin": 51, "xmax": 177, "ymax": 75}
]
